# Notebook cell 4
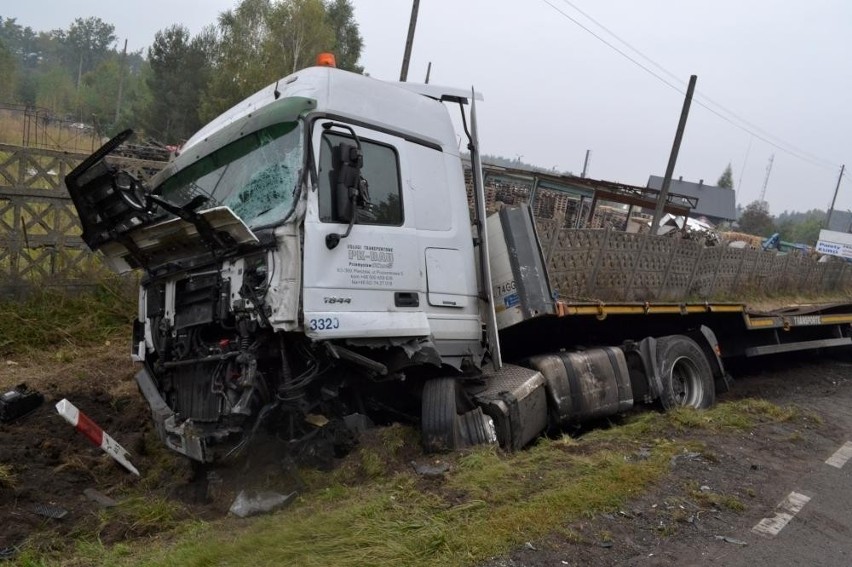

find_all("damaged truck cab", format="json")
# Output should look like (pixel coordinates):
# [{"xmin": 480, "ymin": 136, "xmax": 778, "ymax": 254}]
[{"xmin": 67, "ymin": 67, "xmax": 494, "ymax": 462}]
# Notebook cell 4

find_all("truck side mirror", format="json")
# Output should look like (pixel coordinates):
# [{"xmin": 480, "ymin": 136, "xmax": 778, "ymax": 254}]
[{"xmin": 332, "ymin": 142, "xmax": 363, "ymax": 223}]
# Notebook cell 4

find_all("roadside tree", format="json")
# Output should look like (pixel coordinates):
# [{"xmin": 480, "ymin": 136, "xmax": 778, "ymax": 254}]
[{"xmin": 738, "ymin": 200, "xmax": 775, "ymax": 237}]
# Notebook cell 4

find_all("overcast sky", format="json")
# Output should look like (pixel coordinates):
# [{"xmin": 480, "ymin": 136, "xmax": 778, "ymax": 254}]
[{"xmin": 8, "ymin": 0, "xmax": 852, "ymax": 214}]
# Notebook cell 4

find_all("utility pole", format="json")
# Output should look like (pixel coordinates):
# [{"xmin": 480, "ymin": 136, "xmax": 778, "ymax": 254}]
[
  {"xmin": 399, "ymin": 0, "xmax": 420, "ymax": 82},
  {"xmin": 581, "ymin": 149, "xmax": 591, "ymax": 178},
  {"xmin": 114, "ymin": 39, "xmax": 128, "ymax": 125},
  {"xmin": 827, "ymin": 164, "xmax": 846, "ymax": 230},
  {"xmin": 650, "ymin": 75, "xmax": 697, "ymax": 235}
]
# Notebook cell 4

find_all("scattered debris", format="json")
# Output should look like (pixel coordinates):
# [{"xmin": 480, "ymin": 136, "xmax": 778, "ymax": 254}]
[
  {"xmin": 700, "ymin": 485, "xmax": 712, "ymax": 492},
  {"xmin": 229, "ymin": 490, "xmax": 296, "ymax": 518},
  {"xmin": 343, "ymin": 413, "xmax": 373, "ymax": 434},
  {"xmin": 411, "ymin": 461, "xmax": 450, "ymax": 477},
  {"xmin": 524, "ymin": 542, "xmax": 537, "ymax": 551},
  {"xmin": 0, "ymin": 384, "xmax": 44, "ymax": 423},
  {"xmin": 32, "ymin": 503, "xmax": 68, "ymax": 520},
  {"xmin": 670, "ymin": 451, "xmax": 702, "ymax": 466},
  {"xmin": 83, "ymin": 488, "xmax": 118, "ymax": 508},
  {"xmin": 598, "ymin": 541, "xmax": 613, "ymax": 548},
  {"xmin": 304, "ymin": 413, "xmax": 329, "ymax": 428},
  {"xmin": 715, "ymin": 535, "xmax": 748, "ymax": 546},
  {"xmin": 55, "ymin": 399, "xmax": 140, "ymax": 476}
]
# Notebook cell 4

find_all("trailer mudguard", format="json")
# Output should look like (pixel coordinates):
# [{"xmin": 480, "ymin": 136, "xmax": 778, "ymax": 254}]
[
  {"xmin": 637, "ymin": 337, "xmax": 665, "ymax": 401},
  {"xmin": 687, "ymin": 325, "xmax": 734, "ymax": 393}
]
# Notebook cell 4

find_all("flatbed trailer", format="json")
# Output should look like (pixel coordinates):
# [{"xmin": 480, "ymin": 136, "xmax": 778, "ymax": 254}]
[{"xmin": 545, "ymin": 301, "xmax": 852, "ymax": 358}]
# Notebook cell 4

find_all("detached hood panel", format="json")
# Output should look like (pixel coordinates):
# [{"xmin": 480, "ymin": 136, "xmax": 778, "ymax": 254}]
[
  {"xmin": 98, "ymin": 207, "xmax": 259, "ymax": 274},
  {"xmin": 65, "ymin": 131, "xmax": 258, "ymax": 274}
]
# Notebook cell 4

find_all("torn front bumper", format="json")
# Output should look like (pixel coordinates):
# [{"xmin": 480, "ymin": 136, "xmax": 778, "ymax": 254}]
[{"xmin": 135, "ymin": 367, "xmax": 207, "ymax": 462}]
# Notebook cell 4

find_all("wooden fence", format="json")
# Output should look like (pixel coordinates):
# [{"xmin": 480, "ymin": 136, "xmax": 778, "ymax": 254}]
[{"xmin": 0, "ymin": 144, "xmax": 164, "ymax": 297}]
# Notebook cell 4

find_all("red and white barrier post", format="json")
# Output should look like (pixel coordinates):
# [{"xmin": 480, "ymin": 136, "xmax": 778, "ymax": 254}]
[{"xmin": 55, "ymin": 398, "xmax": 140, "ymax": 476}]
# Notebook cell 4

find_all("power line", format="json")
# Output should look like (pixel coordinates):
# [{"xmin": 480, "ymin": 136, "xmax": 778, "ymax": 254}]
[
  {"xmin": 541, "ymin": 0, "xmax": 840, "ymax": 171},
  {"xmin": 555, "ymin": 0, "xmax": 836, "ymax": 169}
]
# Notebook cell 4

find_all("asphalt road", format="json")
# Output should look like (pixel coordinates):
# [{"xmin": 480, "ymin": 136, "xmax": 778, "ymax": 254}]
[{"xmin": 707, "ymin": 370, "xmax": 852, "ymax": 567}]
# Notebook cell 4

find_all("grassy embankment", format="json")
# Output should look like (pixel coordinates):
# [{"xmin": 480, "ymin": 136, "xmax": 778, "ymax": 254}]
[
  {"xmin": 61, "ymin": 402, "xmax": 810, "ymax": 567},
  {"xmin": 0, "ymin": 275, "xmax": 136, "ymax": 360},
  {"xmin": 0, "ymin": 280, "xmax": 822, "ymax": 566}
]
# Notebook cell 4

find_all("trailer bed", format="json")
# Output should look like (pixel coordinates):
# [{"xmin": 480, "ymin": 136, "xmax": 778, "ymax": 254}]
[{"xmin": 498, "ymin": 301, "xmax": 852, "ymax": 361}]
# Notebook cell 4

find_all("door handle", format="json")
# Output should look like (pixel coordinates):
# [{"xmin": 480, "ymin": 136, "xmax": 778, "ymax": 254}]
[{"xmin": 395, "ymin": 292, "xmax": 419, "ymax": 307}]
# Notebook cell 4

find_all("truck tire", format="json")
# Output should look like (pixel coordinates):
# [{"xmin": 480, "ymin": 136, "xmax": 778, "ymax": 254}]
[
  {"xmin": 421, "ymin": 378, "xmax": 460, "ymax": 452},
  {"xmin": 656, "ymin": 335, "xmax": 715, "ymax": 410}
]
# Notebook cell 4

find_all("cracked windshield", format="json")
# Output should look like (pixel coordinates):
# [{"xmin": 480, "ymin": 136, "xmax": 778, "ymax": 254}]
[{"xmin": 156, "ymin": 121, "xmax": 303, "ymax": 228}]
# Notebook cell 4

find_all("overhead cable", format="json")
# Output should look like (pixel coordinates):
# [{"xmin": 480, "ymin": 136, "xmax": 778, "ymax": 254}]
[{"xmin": 541, "ymin": 0, "xmax": 840, "ymax": 171}]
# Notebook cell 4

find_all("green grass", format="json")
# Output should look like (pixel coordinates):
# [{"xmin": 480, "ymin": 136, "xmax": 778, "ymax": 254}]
[
  {"xmin": 97, "ymin": 496, "xmax": 188, "ymax": 538},
  {"xmin": 0, "ymin": 274, "xmax": 136, "ymax": 357},
  {"xmin": 688, "ymin": 482, "xmax": 747, "ymax": 513}
]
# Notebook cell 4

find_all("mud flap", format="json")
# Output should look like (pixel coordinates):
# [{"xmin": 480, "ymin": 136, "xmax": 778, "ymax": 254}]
[
  {"xmin": 688, "ymin": 326, "xmax": 734, "ymax": 393},
  {"xmin": 638, "ymin": 337, "xmax": 665, "ymax": 401}
]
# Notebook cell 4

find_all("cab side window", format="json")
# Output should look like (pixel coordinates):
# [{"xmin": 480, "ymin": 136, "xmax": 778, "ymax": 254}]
[{"xmin": 318, "ymin": 131, "xmax": 403, "ymax": 225}]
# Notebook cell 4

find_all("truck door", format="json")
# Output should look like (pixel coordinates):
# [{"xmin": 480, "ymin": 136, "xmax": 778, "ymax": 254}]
[{"xmin": 302, "ymin": 121, "xmax": 429, "ymax": 340}]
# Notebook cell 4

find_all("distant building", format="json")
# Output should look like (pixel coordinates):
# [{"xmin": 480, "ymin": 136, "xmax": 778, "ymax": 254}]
[{"xmin": 647, "ymin": 175, "xmax": 736, "ymax": 225}]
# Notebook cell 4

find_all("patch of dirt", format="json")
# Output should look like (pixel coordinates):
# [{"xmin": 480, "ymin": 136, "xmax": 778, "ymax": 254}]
[{"xmin": 0, "ymin": 346, "xmax": 196, "ymax": 552}]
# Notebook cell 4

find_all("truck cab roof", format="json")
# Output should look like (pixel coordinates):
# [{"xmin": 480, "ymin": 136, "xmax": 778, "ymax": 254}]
[{"xmin": 183, "ymin": 66, "xmax": 472, "ymax": 155}]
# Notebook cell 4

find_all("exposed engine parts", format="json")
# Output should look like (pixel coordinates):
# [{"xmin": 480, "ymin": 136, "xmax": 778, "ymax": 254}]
[{"xmin": 136, "ymin": 253, "xmax": 428, "ymax": 464}]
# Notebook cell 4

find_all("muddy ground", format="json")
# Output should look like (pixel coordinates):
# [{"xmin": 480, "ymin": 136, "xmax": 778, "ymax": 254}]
[
  {"xmin": 0, "ymin": 348, "xmax": 189, "ymax": 554},
  {"xmin": 1, "ymin": 346, "xmax": 850, "ymax": 564}
]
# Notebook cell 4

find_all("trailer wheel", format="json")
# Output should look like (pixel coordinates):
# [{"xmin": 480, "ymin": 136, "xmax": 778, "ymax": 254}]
[
  {"xmin": 421, "ymin": 378, "xmax": 462, "ymax": 452},
  {"xmin": 656, "ymin": 335, "xmax": 715, "ymax": 410}
]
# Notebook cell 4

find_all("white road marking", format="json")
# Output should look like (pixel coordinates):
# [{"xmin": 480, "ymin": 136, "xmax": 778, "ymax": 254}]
[
  {"xmin": 825, "ymin": 441, "xmax": 852, "ymax": 469},
  {"xmin": 752, "ymin": 492, "xmax": 811, "ymax": 537}
]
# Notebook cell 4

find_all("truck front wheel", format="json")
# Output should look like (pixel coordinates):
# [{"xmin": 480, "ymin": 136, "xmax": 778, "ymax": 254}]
[
  {"xmin": 656, "ymin": 335, "xmax": 715, "ymax": 410},
  {"xmin": 421, "ymin": 378, "xmax": 462, "ymax": 452},
  {"xmin": 421, "ymin": 378, "xmax": 496, "ymax": 452}
]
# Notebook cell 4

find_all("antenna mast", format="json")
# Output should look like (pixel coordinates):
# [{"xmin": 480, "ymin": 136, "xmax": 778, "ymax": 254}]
[{"xmin": 759, "ymin": 154, "xmax": 775, "ymax": 209}]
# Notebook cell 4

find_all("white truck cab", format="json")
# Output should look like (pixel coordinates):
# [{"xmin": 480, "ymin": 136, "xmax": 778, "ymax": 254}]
[{"xmin": 65, "ymin": 65, "xmax": 506, "ymax": 462}]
